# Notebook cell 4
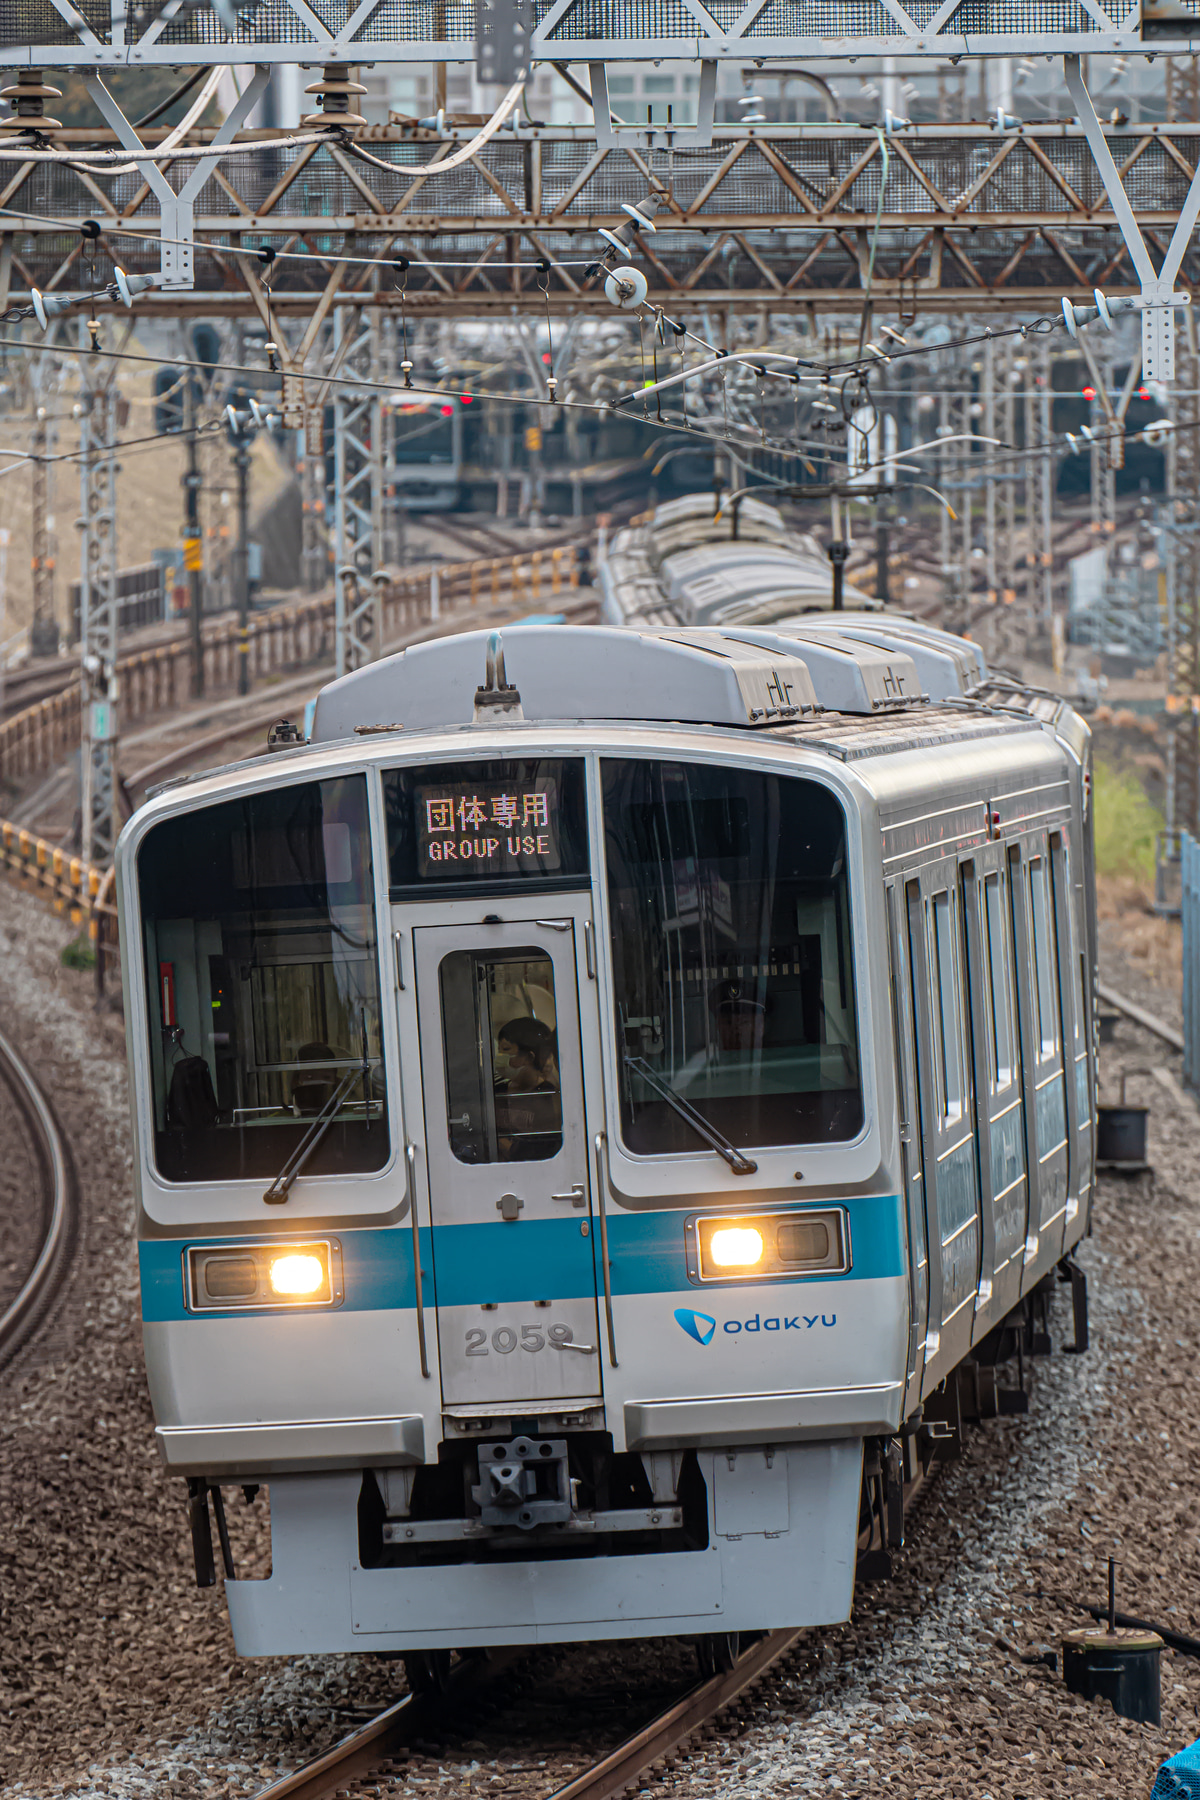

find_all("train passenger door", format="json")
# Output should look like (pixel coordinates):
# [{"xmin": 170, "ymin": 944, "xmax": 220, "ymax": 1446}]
[
  {"xmin": 1050, "ymin": 830, "xmax": 1093, "ymax": 1238},
  {"xmin": 906, "ymin": 864, "xmax": 983, "ymax": 1374},
  {"xmin": 411, "ymin": 913, "xmax": 602, "ymax": 1409},
  {"xmin": 887, "ymin": 883, "xmax": 933, "ymax": 1411},
  {"xmin": 961, "ymin": 854, "xmax": 1029, "ymax": 1319},
  {"xmin": 1009, "ymin": 839, "xmax": 1069, "ymax": 1265}
]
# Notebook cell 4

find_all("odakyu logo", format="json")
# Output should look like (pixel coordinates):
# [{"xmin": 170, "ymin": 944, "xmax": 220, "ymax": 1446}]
[{"xmin": 675, "ymin": 1307, "xmax": 836, "ymax": 1343}]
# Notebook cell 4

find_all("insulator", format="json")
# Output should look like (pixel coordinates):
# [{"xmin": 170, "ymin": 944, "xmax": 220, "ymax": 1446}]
[
  {"xmin": 1061, "ymin": 297, "xmax": 1100, "ymax": 337},
  {"xmin": 620, "ymin": 202, "xmax": 656, "ymax": 232},
  {"xmin": 30, "ymin": 288, "xmax": 73, "ymax": 331},
  {"xmin": 113, "ymin": 267, "xmax": 157, "ymax": 308},
  {"xmin": 301, "ymin": 65, "xmax": 368, "ymax": 130},
  {"xmin": 0, "ymin": 69, "xmax": 63, "ymax": 133},
  {"xmin": 1093, "ymin": 290, "xmax": 1137, "ymax": 331},
  {"xmin": 604, "ymin": 265, "xmax": 649, "ymax": 311}
]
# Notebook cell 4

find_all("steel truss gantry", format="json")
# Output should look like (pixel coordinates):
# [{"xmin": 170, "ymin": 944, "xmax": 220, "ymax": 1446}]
[
  {"xmin": 0, "ymin": 0, "xmax": 1192, "ymax": 69},
  {"xmin": 6, "ymin": 119, "xmax": 1200, "ymax": 321}
]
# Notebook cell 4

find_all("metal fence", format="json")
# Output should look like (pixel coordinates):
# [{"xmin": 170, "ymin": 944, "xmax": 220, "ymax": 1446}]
[
  {"xmin": 69, "ymin": 561, "xmax": 166, "ymax": 642},
  {"xmin": 1, "ymin": 543, "xmax": 582, "ymax": 786}
]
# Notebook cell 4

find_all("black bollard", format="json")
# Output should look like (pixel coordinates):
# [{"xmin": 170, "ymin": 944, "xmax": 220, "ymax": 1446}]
[{"xmin": 1063, "ymin": 1559, "xmax": 1162, "ymax": 1725}]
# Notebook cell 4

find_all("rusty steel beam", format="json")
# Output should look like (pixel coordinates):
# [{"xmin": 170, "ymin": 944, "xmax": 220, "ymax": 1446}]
[{"xmin": 2, "ymin": 122, "xmax": 1198, "ymax": 316}]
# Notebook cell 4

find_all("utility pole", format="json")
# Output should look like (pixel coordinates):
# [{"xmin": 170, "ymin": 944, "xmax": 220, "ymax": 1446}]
[
  {"xmin": 77, "ymin": 356, "xmax": 119, "ymax": 867},
  {"xmin": 233, "ymin": 429, "xmax": 251, "ymax": 696},
  {"xmin": 875, "ymin": 517, "xmax": 890, "ymax": 607},
  {"xmin": 29, "ymin": 403, "xmax": 58, "ymax": 656},
  {"xmin": 300, "ymin": 449, "xmax": 326, "ymax": 592},
  {"xmin": 331, "ymin": 304, "xmax": 385, "ymax": 676},
  {"xmin": 183, "ymin": 380, "xmax": 204, "ymax": 696}
]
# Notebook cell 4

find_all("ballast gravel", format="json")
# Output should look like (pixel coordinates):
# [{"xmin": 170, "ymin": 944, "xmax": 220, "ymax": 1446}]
[{"xmin": 2, "ymin": 876, "xmax": 1200, "ymax": 1799}]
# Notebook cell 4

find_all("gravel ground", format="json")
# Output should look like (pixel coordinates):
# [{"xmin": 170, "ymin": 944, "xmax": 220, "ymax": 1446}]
[{"xmin": 3, "ymin": 876, "xmax": 1200, "ymax": 1800}]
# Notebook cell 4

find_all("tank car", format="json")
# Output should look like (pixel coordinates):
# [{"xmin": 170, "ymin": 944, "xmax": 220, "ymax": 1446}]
[{"xmin": 117, "ymin": 612, "xmax": 1094, "ymax": 1663}]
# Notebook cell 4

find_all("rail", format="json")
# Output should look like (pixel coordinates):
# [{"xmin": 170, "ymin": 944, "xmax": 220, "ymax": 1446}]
[
  {"xmin": 0, "ymin": 1024, "xmax": 78, "ymax": 1372},
  {"xmin": 0, "ymin": 542, "xmax": 582, "ymax": 785}
]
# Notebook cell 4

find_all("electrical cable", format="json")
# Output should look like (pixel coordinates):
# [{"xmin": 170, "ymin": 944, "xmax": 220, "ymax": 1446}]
[
  {"xmin": 341, "ymin": 77, "xmax": 527, "ymax": 178},
  {"xmin": 131, "ymin": 66, "xmax": 210, "ymax": 131},
  {"xmin": 99, "ymin": 68, "xmax": 225, "ymax": 179}
]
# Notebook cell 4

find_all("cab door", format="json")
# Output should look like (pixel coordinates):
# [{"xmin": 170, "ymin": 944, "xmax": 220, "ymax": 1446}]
[
  {"xmin": 887, "ymin": 881, "xmax": 933, "ymax": 1415},
  {"xmin": 412, "ymin": 912, "xmax": 602, "ymax": 1409}
]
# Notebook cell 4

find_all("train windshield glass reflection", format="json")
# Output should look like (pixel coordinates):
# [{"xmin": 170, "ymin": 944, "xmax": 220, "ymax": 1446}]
[
  {"xmin": 137, "ymin": 776, "xmax": 388, "ymax": 1183},
  {"xmin": 601, "ymin": 759, "xmax": 862, "ymax": 1153}
]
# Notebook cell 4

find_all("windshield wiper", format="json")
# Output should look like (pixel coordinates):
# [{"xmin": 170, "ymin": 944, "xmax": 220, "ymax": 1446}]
[
  {"xmin": 624, "ymin": 1055, "xmax": 758, "ymax": 1175},
  {"xmin": 263, "ymin": 1055, "xmax": 371, "ymax": 1205}
]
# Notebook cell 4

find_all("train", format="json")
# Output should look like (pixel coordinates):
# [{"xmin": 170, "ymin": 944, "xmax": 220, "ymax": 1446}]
[{"xmin": 116, "ymin": 519, "xmax": 1095, "ymax": 1675}]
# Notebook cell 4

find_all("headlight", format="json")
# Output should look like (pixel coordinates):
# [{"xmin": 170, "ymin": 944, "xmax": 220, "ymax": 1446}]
[
  {"xmin": 688, "ymin": 1209, "xmax": 849, "ymax": 1283},
  {"xmin": 708, "ymin": 1226, "xmax": 765, "ymax": 1269},
  {"xmin": 269, "ymin": 1252, "xmax": 326, "ymax": 1297},
  {"xmin": 187, "ymin": 1240, "xmax": 341, "ymax": 1310}
]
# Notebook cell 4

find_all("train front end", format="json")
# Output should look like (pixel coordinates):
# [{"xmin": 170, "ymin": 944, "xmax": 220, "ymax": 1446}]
[{"xmin": 117, "ymin": 626, "xmax": 908, "ymax": 1655}]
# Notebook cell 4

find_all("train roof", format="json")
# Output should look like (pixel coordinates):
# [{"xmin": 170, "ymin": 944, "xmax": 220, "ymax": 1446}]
[
  {"xmin": 309, "ymin": 619, "xmax": 1071, "ymax": 745},
  {"xmin": 600, "ymin": 494, "xmax": 875, "ymax": 626}
]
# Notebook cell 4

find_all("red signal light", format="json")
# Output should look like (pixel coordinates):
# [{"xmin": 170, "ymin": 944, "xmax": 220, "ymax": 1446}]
[
  {"xmin": 440, "ymin": 403, "xmax": 454, "ymax": 416},
  {"xmin": 1082, "ymin": 385, "xmax": 1096, "ymax": 401},
  {"xmin": 1138, "ymin": 386, "xmax": 1150, "ymax": 400},
  {"xmin": 460, "ymin": 394, "xmax": 473, "ymax": 404}
]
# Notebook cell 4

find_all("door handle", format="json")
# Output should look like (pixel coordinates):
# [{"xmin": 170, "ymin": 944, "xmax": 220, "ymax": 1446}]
[
  {"xmin": 550, "ymin": 1184, "xmax": 586, "ymax": 1208},
  {"xmin": 535, "ymin": 919, "xmax": 572, "ymax": 931}
]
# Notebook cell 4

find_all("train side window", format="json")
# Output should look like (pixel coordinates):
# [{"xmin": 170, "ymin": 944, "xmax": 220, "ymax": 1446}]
[
  {"xmin": 1028, "ymin": 856, "xmax": 1061, "ymax": 1061},
  {"xmin": 982, "ymin": 870, "xmax": 1017, "ymax": 1093},
  {"xmin": 438, "ymin": 950, "xmax": 563, "ymax": 1165},
  {"xmin": 930, "ymin": 889, "xmax": 965, "ymax": 1126}
]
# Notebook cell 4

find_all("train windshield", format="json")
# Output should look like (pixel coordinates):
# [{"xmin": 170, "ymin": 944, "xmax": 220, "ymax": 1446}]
[
  {"xmin": 602, "ymin": 759, "xmax": 862, "ymax": 1153},
  {"xmin": 137, "ymin": 775, "xmax": 389, "ymax": 1184}
]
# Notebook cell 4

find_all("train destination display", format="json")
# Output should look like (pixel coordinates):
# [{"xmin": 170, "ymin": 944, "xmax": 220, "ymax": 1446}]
[{"xmin": 415, "ymin": 779, "xmax": 561, "ymax": 874}]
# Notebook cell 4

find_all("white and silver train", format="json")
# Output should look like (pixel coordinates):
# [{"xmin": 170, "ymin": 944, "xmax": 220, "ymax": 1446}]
[
  {"xmin": 117, "ymin": 592, "xmax": 1095, "ymax": 1667},
  {"xmin": 598, "ymin": 491, "xmax": 875, "ymax": 629}
]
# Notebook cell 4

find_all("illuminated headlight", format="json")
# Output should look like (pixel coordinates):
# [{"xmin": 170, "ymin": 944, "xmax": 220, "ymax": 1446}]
[
  {"xmin": 708, "ymin": 1227, "xmax": 765, "ymax": 1269},
  {"xmin": 269, "ymin": 1252, "xmax": 326, "ymax": 1297},
  {"xmin": 688, "ymin": 1210, "xmax": 849, "ymax": 1283},
  {"xmin": 187, "ymin": 1240, "xmax": 341, "ymax": 1311}
]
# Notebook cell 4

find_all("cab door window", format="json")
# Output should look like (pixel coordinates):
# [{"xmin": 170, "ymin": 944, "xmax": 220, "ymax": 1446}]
[{"xmin": 439, "ymin": 950, "xmax": 563, "ymax": 1164}]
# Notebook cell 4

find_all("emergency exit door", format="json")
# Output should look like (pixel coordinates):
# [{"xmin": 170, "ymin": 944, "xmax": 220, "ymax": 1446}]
[{"xmin": 412, "ymin": 913, "xmax": 602, "ymax": 1408}]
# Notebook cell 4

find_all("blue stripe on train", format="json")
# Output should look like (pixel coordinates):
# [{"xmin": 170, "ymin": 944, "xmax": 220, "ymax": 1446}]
[{"xmin": 139, "ymin": 1193, "xmax": 905, "ymax": 1322}]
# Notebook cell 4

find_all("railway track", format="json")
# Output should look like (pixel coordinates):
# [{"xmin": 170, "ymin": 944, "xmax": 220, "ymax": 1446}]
[
  {"xmin": 0, "ymin": 1026, "xmax": 78, "ymax": 1374},
  {"xmin": 248, "ymin": 1464, "xmax": 941, "ymax": 1800}
]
